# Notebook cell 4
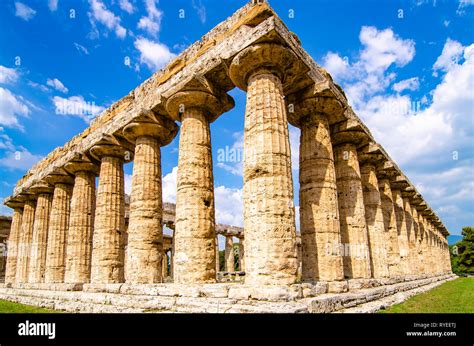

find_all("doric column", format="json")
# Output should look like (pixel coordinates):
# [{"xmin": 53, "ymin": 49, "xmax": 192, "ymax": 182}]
[
  {"xmin": 402, "ymin": 196, "xmax": 416, "ymax": 276},
  {"xmin": 414, "ymin": 207, "xmax": 427, "ymax": 275},
  {"xmin": 391, "ymin": 188, "xmax": 411, "ymax": 276},
  {"xmin": 64, "ymin": 161, "xmax": 98, "ymax": 284},
  {"xmin": 410, "ymin": 206, "xmax": 421, "ymax": 276},
  {"xmin": 44, "ymin": 174, "xmax": 73, "ymax": 283},
  {"xmin": 166, "ymin": 87, "xmax": 233, "ymax": 284},
  {"xmin": 162, "ymin": 253, "xmax": 168, "ymax": 278},
  {"xmin": 4, "ymin": 199, "xmax": 24, "ymax": 284},
  {"xmin": 28, "ymin": 183, "xmax": 53, "ymax": 283},
  {"xmin": 15, "ymin": 197, "xmax": 36, "ymax": 283},
  {"xmin": 215, "ymin": 236, "xmax": 220, "ymax": 274},
  {"xmin": 377, "ymin": 177, "xmax": 402, "ymax": 278},
  {"xmin": 225, "ymin": 235, "xmax": 234, "ymax": 272},
  {"xmin": 359, "ymin": 162, "xmax": 389, "ymax": 279},
  {"xmin": 90, "ymin": 143, "xmax": 127, "ymax": 284},
  {"xmin": 289, "ymin": 95, "xmax": 345, "ymax": 282},
  {"xmin": 123, "ymin": 117, "xmax": 177, "ymax": 284},
  {"xmin": 332, "ymin": 137, "xmax": 371, "ymax": 279},
  {"xmin": 229, "ymin": 43, "xmax": 304, "ymax": 285},
  {"xmin": 238, "ymin": 238, "xmax": 245, "ymax": 272}
]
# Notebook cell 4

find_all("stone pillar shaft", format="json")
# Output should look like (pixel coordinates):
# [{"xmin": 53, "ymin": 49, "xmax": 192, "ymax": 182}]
[
  {"xmin": 174, "ymin": 107, "xmax": 216, "ymax": 283},
  {"xmin": 334, "ymin": 143, "xmax": 371, "ymax": 279},
  {"xmin": 126, "ymin": 135, "xmax": 163, "ymax": 283},
  {"xmin": 299, "ymin": 114, "xmax": 344, "ymax": 282},
  {"xmin": 402, "ymin": 198, "xmax": 416, "ymax": 276},
  {"xmin": 225, "ymin": 235, "xmax": 234, "ymax": 272},
  {"xmin": 15, "ymin": 200, "xmax": 36, "ymax": 283},
  {"xmin": 238, "ymin": 239, "xmax": 245, "ymax": 272},
  {"xmin": 378, "ymin": 178, "xmax": 401, "ymax": 278},
  {"xmin": 5, "ymin": 207, "xmax": 23, "ymax": 283},
  {"xmin": 392, "ymin": 190, "xmax": 410, "ymax": 275},
  {"xmin": 28, "ymin": 193, "xmax": 52, "ymax": 283},
  {"xmin": 91, "ymin": 153, "xmax": 125, "ymax": 283},
  {"xmin": 65, "ymin": 170, "xmax": 95, "ymax": 283},
  {"xmin": 242, "ymin": 72, "xmax": 298, "ymax": 285},
  {"xmin": 215, "ymin": 237, "xmax": 220, "ymax": 274},
  {"xmin": 360, "ymin": 164, "xmax": 389, "ymax": 278},
  {"xmin": 45, "ymin": 183, "xmax": 72, "ymax": 283}
]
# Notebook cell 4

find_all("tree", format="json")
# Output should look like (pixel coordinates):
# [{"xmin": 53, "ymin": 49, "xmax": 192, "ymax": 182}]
[{"xmin": 452, "ymin": 226, "xmax": 474, "ymax": 275}]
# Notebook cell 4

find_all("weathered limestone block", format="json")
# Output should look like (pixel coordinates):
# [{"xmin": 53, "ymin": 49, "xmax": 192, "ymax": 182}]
[
  {"xmin": 225, "ymin": 235, "xmax": 234, "ymax": 272},
  {"xmin": 215, "ymin": 237, "xmax": 220, "ymax": 274},
  {"xmin": 4, "ymin": 202, "xmax": 24, "ymax": 284},
  {"xmin": 28, "ymin": 184, "xmax": 53, "ymax": 284},
  {"xmin": 44, "ymin": 175, "xmax": 73, "ymax": 283},
  {"xmin": 333, "ymin": 143, "xmax": 371, "ymax": 279},
  {"xmin": 229, "ymin": 43, "xmax": 300, "ymax": 285},
  {"xmin": 377, "ymin": 178, "xmax": 402, "ymax": 278},
  {"xmin": 166, "ymin": 89, "xmax": 233, "ymax": 284},
  {"xmin": 90, "ymin": 144, "xmax": 126, "ymax": 283},
  {"xmin": 15, "ymin": 198, "xmax": 36, "ymax": 283},
  {"xmin": 298, "ymin": 112, "xmax": 344, "ymax": 282},
  {"xmin": 64, "ymin": 162, "xmax": 97, "ymax": 283},
  {"xmin": 391, "ymin": 189, "xmax": 411, "ymax": 276},
  {"xmin": 360, "ymin": 163, "xmax": 389, "ymax": 278},
  {"xmin": 123, "ymin": 119, "xmax": 177, "ymax": 284}
]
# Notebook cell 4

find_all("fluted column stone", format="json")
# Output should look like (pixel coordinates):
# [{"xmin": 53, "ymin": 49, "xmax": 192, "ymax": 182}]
[
  {"xmin": 392, "ymin": 189, "xmax": 411, "ymax": 276},
  {"xmin": 225, "ymin": 235, "xmax": 234, "ymax": 272},
  {"xmin": 166, "ymin": 87, "xmax": 233, "ymax": 284},
  {"xmin": 333, "ymin": 142, "xmax": 371, "ymax": 279},
  {"xmin": 4, "ymin": 201, "xmax": 24, "ymax": 284},
  {"xmin": 360, "ymin": 163, "xmax": 389, "ymax": 278},
  {"xmin": 64, "ymin": 161, "xmax": 97, "ymax": 283},
  {"xmin": 15, "ymin": 198, "xmax": 36, "ymax": 283},
  {"xmin": 28, "ymin": 184, "xmax": 53, "ymax": 283},
  {"xmin": 296, "ymin": 106, "xmax": 344, "ymax": 282},
  {"xmin": 229, "ymin": 43, "xmax": 303, "ymax": 285},
  {"xmin": 377, "ymin": 178, "xmax": 402, "ymax": 278},
  {"xmin": 123, "ymin": 118, "xmax": 177, "ymax": 284},
  {"xmin": 44, "ymin": 175, "xmax": 73, "ymax": 283},
  {"xmin": 90, "ymin": 144, "xmax": 127, "ymax": 284},
  {"xmin": 238, "ymin": 238, "xmax": 245, "ymax": 272}
]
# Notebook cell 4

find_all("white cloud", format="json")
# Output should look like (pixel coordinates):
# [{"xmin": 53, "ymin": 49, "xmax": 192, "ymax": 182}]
[
  {"xmin": 28, "ymin": 81, "xmax": 49, "ymax": 92},
  {"xmin": 457, "ymin": 0, "xmax": 474, "ymax": 14},
  {"xmin": 88, "ymin": 0, "xmax": 127, "ymax": 39},
  {"xmin": 47, "ymin": 78, "xmax": 68, "ymax": 93},
  {"xmin": 433, "ymin": 38, "xmax": 464, "ymax": 73},
  {"xmin": 323, "ymin": 26, "xmax": 415, "ymax": 108},
  {"xmin": 392, "ymin": 77, "xmax": 420, "ymax": 93},
  {"xmin": 134, "ymin": 37, "xmax": 176, "ymax": 71},
  {"xmin": 215, "ymin": 185, "xmax": 243, "ymax": 226},
  {"xmin": 15, "ymin": 2, "xmax": 36, "ymax": 21},
  {"xmin": 289, "ymin": 125, "xmax": 300, "ymax": 171},
  {"xmin": 124, "ymin": 173, "xmax": 132, "ymax": 195},
  {"xmin": 322, "ymin": 52, "xmax": 349, "ymax": 81},
  {"xmin": 192, "ymin": 0, "xmax": 206, "ymax": 24},
  {"xmin": 0, "ymin": 87, "xmax": 29, "ymax": 129},
  {"xmin": 0, "ymin": 148, "xmax": 42, "ymax": 171},
  {"xmin": 137, "ymin": 0, "xmax": 163, "ymax": 37},
  {"xmin": 48, "ymin": 0, "xmax": 58, "ymax": 11},
  {"xmin": 162, "ymin": 166, "xmax": 177, "ymax": 203},
  {"xmin": 0, "ymin": 66, "xmax": 19, "ymax": 84},
  {"xmin": 74, "ymin": 42, "xmax": 90, "ymax": 55},
  {"xmin": 52, "ymin": 95, "xmax": 104, "ymax": 123},
  {"xmin": 119, "ymin": 0, "xmax": 135, "ymax": 14}
]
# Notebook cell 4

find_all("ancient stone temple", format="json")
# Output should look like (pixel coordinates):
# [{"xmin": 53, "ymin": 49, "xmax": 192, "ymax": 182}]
[{"xmin": 0, "ymin": 0, "xmax": 455, "ymax": 313}]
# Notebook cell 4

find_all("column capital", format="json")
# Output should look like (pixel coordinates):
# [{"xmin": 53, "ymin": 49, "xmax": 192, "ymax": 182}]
[
  {"xmin": 123, "ymin": 115, "xmax": 178, "ymax": 146},
  {"xmin": 229, "ymin": 43, "xmax": 307, "ymax": 93},
  {"xmin": 90, "ymin": 143, "xmax": 129, "ymax": 162},
  {"xmin": 331, "ymin": 119, "xmax": 371, "ymax": 147},
  {"xmin": 165, "ymin": 90, "xmax": 234, "ymax": 123},
  {"xmin": 4, "ymin": 196, "xmax": 25, "ymax": 209},
  {"xmin": 44, "ymin": 173, "xmax": 74, "ymax": 186},
  {"xmin": 29, "ymin": 181, "xmax": 54, "ymax": 195}
]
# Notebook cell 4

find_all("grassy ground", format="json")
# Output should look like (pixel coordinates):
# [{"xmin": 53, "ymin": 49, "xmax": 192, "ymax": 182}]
[
  {"xmin": 380, "ymin": 277, "xmax": 474, "ymax": 313},
  {"xmin": 0, "ymin": 299, "xmax": 57, "ymax": 313}
]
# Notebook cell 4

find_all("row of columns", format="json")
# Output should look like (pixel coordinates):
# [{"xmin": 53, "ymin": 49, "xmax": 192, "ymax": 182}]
[{"xmin": 4, "ymin": 42, "xmax": 451, "ymax": 287}]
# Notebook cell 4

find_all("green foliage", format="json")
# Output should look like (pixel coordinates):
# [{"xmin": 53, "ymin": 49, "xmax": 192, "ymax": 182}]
[
  {"xmin": 450, "ymin": 226, "xmax": 474, "ymax": 275},
  {"xmin": 0, "ymin": 300, "xmax": 57, "ymax": 313}
]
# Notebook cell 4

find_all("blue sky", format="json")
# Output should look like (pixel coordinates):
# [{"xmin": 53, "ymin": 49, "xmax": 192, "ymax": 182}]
[{"xmin": 0, "ymin": 0, "xmax": 472, "ymax": 239}]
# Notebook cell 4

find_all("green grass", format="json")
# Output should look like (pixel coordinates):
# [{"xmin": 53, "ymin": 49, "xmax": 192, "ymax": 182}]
[
  {"xmin": 0, "ymin": 299, "xmax": 57, "ymax": 313},
  {"xmin": 380, "ymin": 277, "xmax": 474, "ymax": 313}
]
